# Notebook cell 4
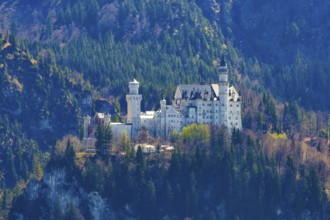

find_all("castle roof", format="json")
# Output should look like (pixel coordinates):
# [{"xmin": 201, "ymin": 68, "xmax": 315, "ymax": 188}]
[
  {"xmin": 129, "ymin": 79, "xmax": 139, "ymax": 84},
  {"xmin": 228, "ymin": 85, "xmax": 241, "ymax": 102},
  {"xmin": 174, "ymin": 84, "xmax": 217, "ymax": 100},
  {"xmin": 174, "ymin": 84, "xmax": 241, "ymax": 102},
  {"xmin": 96, "ymin": 112, "xmax": 105, "ymax": 119}
]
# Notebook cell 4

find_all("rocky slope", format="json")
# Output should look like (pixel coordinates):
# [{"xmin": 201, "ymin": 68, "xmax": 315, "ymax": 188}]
[{"xmin": 9, "ymin": 169, "xmax": 112, "ymax": 220}]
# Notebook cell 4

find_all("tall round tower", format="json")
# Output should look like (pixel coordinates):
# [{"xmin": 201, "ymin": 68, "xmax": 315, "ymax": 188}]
[
  {"xmin": 218, "ymin": 55, "xmax": 229, "ymax": 128},
  {"xmin": 126, "ymin": 79, "xmax": 142, "ymax": 137}
]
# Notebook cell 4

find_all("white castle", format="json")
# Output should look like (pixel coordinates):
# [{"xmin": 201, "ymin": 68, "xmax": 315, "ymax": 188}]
[{"xmin": 83, "ymin": 57, "xmax": 242, "ymax": 144}]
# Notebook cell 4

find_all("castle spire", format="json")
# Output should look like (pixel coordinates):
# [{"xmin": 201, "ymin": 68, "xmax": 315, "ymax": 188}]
[
  {"xmin": 219, "ymin": 54, "xmax": 228, "ymax": 82},
  {"xmin": 220, "ymin": 55, "xmax": 226, "ymax": 67}
]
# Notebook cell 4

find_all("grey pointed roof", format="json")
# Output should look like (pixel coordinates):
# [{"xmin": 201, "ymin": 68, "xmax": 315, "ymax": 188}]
[{"xmin": 174, "ymin": 84, "xmax": 218, "ymax": 100}]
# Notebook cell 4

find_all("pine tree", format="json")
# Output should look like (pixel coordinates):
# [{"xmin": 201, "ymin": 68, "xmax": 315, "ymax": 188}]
[
  {"xmin": 307, "ymin": 168, "xmax": 325, "ymax": 215},
  {"xmin": 64, "ymin": 203, "xmax": 84, "ymax": 220},
  {"xmin": 51, "ymin": 202, "xmax": 63, "ymax": 220},
  {"xmin": 95, "ymin": 123, "xmax": 113, "ymax": 161},
  {"xmin": 64, "ymin": 139, "xmax": 76, "ymax": 177}
]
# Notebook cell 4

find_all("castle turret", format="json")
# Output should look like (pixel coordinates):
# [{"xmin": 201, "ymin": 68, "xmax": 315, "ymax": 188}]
[
  {"xmin": 219, "ymin": 55, "xmax": 228, "ymax": 83},
  {"xmin": 104, "ymin": 113, "xmax": 111, "ymax": 125},
  {"xmin": 83, "ymin": 115, "xmax": 91, "ymax": 138},
  {"xmin": 160, "ymin": 99, "xmax": 166, "ymax": 111},
  {"xmin": 218, "ymin": 55, "xmax": 229, "ymax": 128},
  {"xmin": 126, "ymin": 79, "xmax": 142, "ymax": 137}
]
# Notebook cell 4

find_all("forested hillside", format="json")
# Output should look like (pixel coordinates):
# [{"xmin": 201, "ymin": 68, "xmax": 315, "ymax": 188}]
[
  {"xmin": 1, "ymin": 0, "xmax": 330, "ymax": 110},
  {"xmin": 9, "ymin": 128, "xmax": 328, "ymax": 219},
  {"xmin": 225, "ymin": 0, "xmax": 330, "ymax": 110},
  {"xmin": 0, "ymin": 37, "xmax": 92, "ymax": 146},
  {"xmin": 1, "ymin": 0, "xmax": 233, "ymax": 110},
  {"xmin": 0, "ymin": 36, "xmax": 93, "ymax": 216},
  {"xmin": 0, "ymin": 0, "xmax": 330, "ymax": 219}
]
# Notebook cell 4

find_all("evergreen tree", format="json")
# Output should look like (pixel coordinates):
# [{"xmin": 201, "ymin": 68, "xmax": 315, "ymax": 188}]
[
  {"xmin": 307, "ymin": 168, "xmax": 325, "ymax": 214},
  {"xmin": 64, "ymin": 203, "xmax": 84, "ymax": 220},
  {"xmin": 51, "ymin": 202, "xmax": 63, "ymax": 220},
  {"xmin": 95, "ymin": 123, "xmax": 112, "ymax": 161},
  {"xmin": 64, "ymin": 139, "xmax": 76, "ymax": 177}
]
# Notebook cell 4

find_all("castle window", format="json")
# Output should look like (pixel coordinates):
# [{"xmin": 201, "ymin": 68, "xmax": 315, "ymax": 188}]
[
  {"xmin": 222, "ymin": 104, "xmax": 224, "ymax": 106},
  {"xmin": 230, "ymin": 104, "xmax": 232, "ymax": 107},
  {"xmin": 237, "ymin": 104, "xmax": 239, "ymax": 107},
  {"xmin": 229, "ymin": 117, "xmax": 231, "ymax": 119}
]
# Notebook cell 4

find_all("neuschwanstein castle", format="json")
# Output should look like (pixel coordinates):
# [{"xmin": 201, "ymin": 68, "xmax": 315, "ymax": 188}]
[{"xmin": 83, "ymin": 57, "xmax": 242, "ymax": 144}]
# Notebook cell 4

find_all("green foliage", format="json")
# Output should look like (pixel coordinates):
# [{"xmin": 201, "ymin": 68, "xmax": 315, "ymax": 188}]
[
  {"xmin": 0, "ymin": 114, "xmax": 41, "ymax": 188},
  {"xmin": 0, "ymin": 38, "xmax": 92, "ymax": 149},
  {"xmin": 32, "ymin": 157, "xmax": 43, "ymax": 181},
  {"xmin": 51, "ymin": 202, "xmax": 63, "ymax": 220},
  {"xmin": 9, "ymin": 131, "xmax": 329, "ymax": 219},
  {"xmin": 64, "ymin": 203, "xmax": 84, "ymax": 220},
  {"xmin": 2, "ymin": 1, "xmax": 330, "ymax": 218},
  {"xmin": 123, "ymin": 134, "xmax": 326, "ymax": 219},
  {"xmin": 119, "ymin": 130, "xmax": 131, "ymax": 154},
  {"xmin": 180, "ymin": 123, "xmax": 210, "ymax": 145},
  {"xmin": 95, "ymin": 123, "xmax": 113, "ymax": 161}
]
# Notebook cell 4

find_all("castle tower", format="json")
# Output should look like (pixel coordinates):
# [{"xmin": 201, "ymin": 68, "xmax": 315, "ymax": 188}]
[
  {"xmin": 218, "ymin": 55, "xmax": 229, "ymax": 128},
  {"xmin": 83, "ymin": 115, "xmax": 91, "ymax": 138},
  {"xmin": 159, "ymin": 99, "xmax": 167, "ymax": 138},
  {"xmin": 126, "ymin": 79, "xmax": 142, "ymax": 137},
  {"xmin": 104, "ymin": 113, "xmax": 111, "ymax": 125}
]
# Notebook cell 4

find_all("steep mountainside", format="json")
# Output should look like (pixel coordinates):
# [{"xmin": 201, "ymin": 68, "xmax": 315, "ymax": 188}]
[
  {"xmin": 0, "ymin": 37, "xmax": 92, "ymax": 148},
  {"xmin": 0, "ymin": 1, "xmax": 329, "ymax": 219},
  {"xmin": 0, "ymin": 0, "xmax": 232, "ymax": 110},
  {"xmin": 0, "ymin": 114, "xmax": 41, "ymax": 188},
  {"xmin": 1, "ymin": 0, "xmax": 329, "ymax": 110},
  {"xmin": 199, "ymin": 0, "xmax": 330, "ymax": 110}
]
